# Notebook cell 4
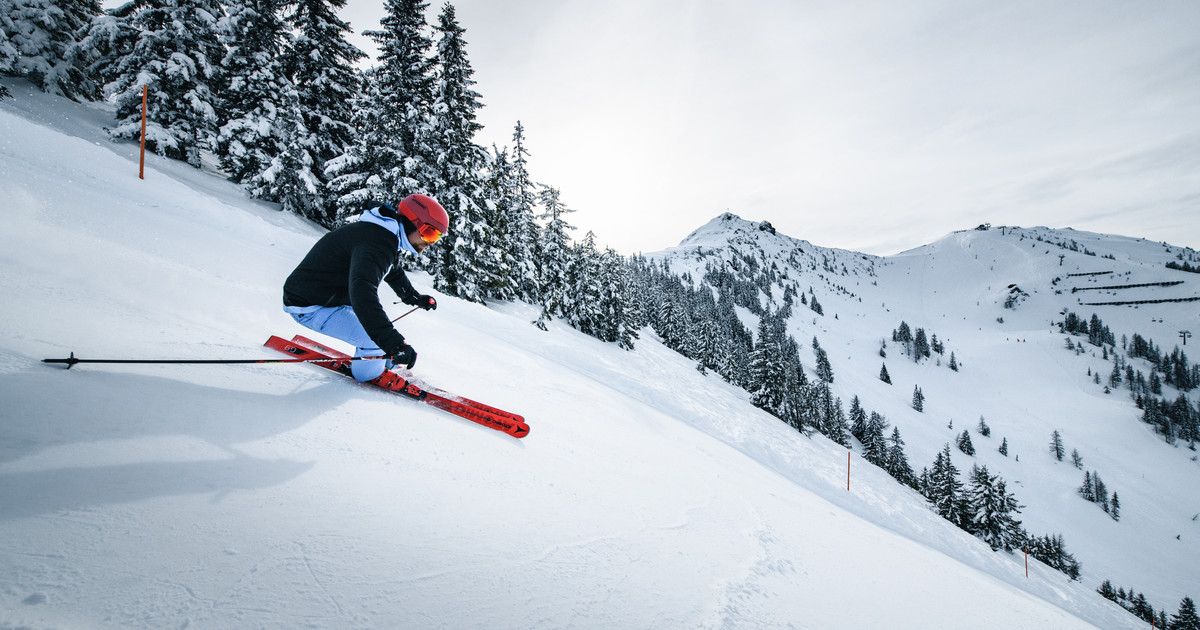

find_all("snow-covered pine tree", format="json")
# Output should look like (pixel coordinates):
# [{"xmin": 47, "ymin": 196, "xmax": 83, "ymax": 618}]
[
  {"xmin": 654, "ymin": 286, "xmax": 689, "ymax": 353},
  {"xmin": 507, "ymin": 121, "xmax": 541, "ymax": 303},
  {"xmin": 1027, "ymin": 533, "xmax": 1082, "ymax": 580},
  {"xmin": 813, "ymin": 336, "xmax": 834, "ymax": 383},
  {"xmin": 74, "ymin": 1, "xmax": 140, "ymax": 99},
  {"xmin": 533, "ymin": 184, "xmax": 576, "ymax": 329},
  {"xmin": 748, "ymin": 314, "xmax": 792, "ymax": 419},
  {"xmin": 927, "ymin": 444, "xmax": 967, "ymax": 529},
  {"xmin": 281, "ymin": 0, "xmax": 363, "ymax": 225},
  {"xmin": 1079, "ymin": 470, "xmax": 1096, "ymax": 502},
  {"xmin": 913, "ymin": 327, "xmax": 930, "ymax": 361},
  {"xmin": 107, "ymin": 0, "xmax": 226, "ymax": 168},
  {"xmin": 327, "ymin": 0, "xmax": 436, "ymax": 217},
  {"xmin": 1, "ymin": 0, "xmax": 100, "ymax": 99},
  {"xmin": 427, "ymin": 2, "xmax": 493, "ymax": 301},
  {"xmin": 967, "ymin": 464, "xmax": 1024, "ymax": 551},
  {"xmin": 480, "ymin": 145, "xmax": 518, "ymax": 300},
  {"xmin": 598, "ymin": 247, "xmax": 638, "ymax": 350},
  {"xmin": 957, "ymin": 429, "xmax": 975, "ymax": 456},
  {"xmin": 215, "ymin": 0, "xmax": 295, "ymax": 184},
  {"xmin": 885, "ymin": 427, "xmax": 917, "ymax": 488},
  {"xmin": 565, "ymin": 231, "xmax": 603, "ymax": 336},
  {"xmin": 248, "ymin": 98, "xmax": 324, "ymax": 218},
  {"xmin": 1, "ymin": 13, "xmax": 14, "ymax": 99},
  {"xmin": 1171, "ymin": 596, "xmax": 1200, "ymax": 630},
  {"xmin": 879, "ymin": 362, "xmax": 891, "ymax": 384},
  {"xmin": 823, "ymin": 395, "xmax": 851, "ymax": 447},
  {"xmin": 911, "ymin": 384, "xmax": 925, "ymax": 411},
  {"xmin": 861, "ymin": 412, "xmax": 889, "ymax": 467},
  {"xmin": 894, "ymin": 321, "xmax": 913, "ymax": 356},
  {"xmin": 848, "ymin": 395, "xmax": 867, "ymax": 442}
]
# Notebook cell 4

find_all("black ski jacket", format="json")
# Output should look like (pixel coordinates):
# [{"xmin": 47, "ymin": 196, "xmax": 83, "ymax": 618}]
[{"xmin": 282, "ymin": 209, "xmax": 420, "ymax": 355}]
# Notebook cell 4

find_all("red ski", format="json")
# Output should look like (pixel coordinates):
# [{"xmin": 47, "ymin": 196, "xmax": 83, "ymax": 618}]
[{"xmin": 264, "ymin": 335, "xmax": 529, "ymax": 439}]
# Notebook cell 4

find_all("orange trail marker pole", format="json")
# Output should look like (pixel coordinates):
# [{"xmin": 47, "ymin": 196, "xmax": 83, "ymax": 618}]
[
  {"xmin": 847, "ymin": 451, "xmax": 851, "ymax": 491},
  {"xmin": 139, "ymin": 85, "xmax": 147, "ymax": 179}
]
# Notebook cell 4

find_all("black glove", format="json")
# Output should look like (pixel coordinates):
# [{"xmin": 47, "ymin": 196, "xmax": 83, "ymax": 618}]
[
  {"xmin": 388, "ymin": 342, "xmax": 417, "ymax": 370},
  {"xmin": 412, "ymin": 294, "xmax": 437, "ymax": 311}
]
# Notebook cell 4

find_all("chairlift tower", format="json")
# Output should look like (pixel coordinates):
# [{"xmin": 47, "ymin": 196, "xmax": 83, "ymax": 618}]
[{"xmin": 1182, "ymin": 330, "xmax": 1192, "ymax": 346}]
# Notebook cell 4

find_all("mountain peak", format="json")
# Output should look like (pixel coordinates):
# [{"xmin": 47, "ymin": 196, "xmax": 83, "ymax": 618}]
[{"xmin": 678, "ymin": 212, "xmax": 780, "ymax": 248}]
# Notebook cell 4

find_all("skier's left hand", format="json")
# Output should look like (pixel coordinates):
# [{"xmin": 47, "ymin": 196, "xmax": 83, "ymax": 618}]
[{"xmin": 413, "ymin": 294, "xmax": 437, "ymax": 311}]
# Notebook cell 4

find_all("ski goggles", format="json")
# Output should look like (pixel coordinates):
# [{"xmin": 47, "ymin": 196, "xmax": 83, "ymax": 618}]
[{"xmin": 416, "ymin": 223, "xmax": 443, "ymax": 244}]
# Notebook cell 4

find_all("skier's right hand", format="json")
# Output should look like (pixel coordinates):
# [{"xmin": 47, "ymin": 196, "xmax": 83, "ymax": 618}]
[{"xmin": 388, "ymin": 342, "xmax": 417, "ymax": 370}]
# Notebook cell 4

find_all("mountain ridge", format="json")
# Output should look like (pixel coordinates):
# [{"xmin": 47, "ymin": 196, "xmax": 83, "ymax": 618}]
[{"xmin": 644, "ymin": 211, "xmax": 1200, "ymax": 615}]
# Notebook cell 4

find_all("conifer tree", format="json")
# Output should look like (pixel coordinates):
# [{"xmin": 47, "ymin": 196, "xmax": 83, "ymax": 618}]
[
  {"xmin": 654, "ymin": 287, "xmax": 690, "ymax": 354},
  {"xmin": 598, "ymin": 247, "xmax": 638, "ymax": 350},
  {"xmin": 74, "ymin": 1, "xmax": 140, "ymax": 100},
  {"xmin": 280, "ymin": 0, "xmax": 363, "ymax": 224},
  {"xmin": 327, "ymin": 0, "xmax": 435, "ymax": 215},
  {"xmin": 506, "ymin": 122, "xmax": 542, "ymax": 303},
  {"xmin": 0, "ymin": 26, "xmax": 12, "ymax": 99},
  {"xmin": 813, "ymin": 336, "xmax": 834, "ymax": 383},
  {"xmin": 1, "ymin": 0, "xmax": 100, "ymax": 99},
  {"xmin": 1050, "ymin": 430, "xmax": 1065, "ymax": 461},
  {"xmin": 913, "ymin": 327, "xmax": 930, "ymax": 361},
  {"xmin": 1027, "ymin": 533, "xmax": 1081, "ymax": 580},
  {"xmin": 957, "ymin": 429, "xmax": 975, "ymax": 456},
  {"xmin": 862, "ymin": 412, "xmax": 890, "ymax": 466},
  {"xmin": 533, "ymin": 185, "xmax": 575, "ymax": 329},
  {"xmin": 1171, "ymin": 596, "xmax": 1200, "ymax": 630},
  {"xmin": 949, "ymin": 351, "xmax": 959, "ymax": 371},
  {"xmin": 249, "ymin": 98, "xmax": 324, "ymax": 218},
  {"xmin": 967, "ymin": 465, "xmax": 1024, "ymax": 551},
  {"xmin": 912, "ymin": 385, "xmax": 925, "ymax": 411},
  {"xmin": 927, "ymin": 444, "xmax": 967, "ymax": 528},
  {"xmin": 827, "ymin": 396, "xmax": 852, "ymax": 447},
  {"xmin": 879, "ymin": 363, "xmax": 891, "ymax": 384},
  {"xmin": 565, "ymin": 231, "xmax": 603, "ymax": 335},
  {"xmin": 426, "ymin": 2, "xmax": 492, "ymax": 300},
  {"xmin": 886, "ymin": 427, "xmax": 917, "ymax": 488},
  {"xmin": 894, "ymin": 321, "xmax": 913, "ymax": 355},
  {"xmin": 215, "ymin": 0, "xmax": 295, "ymax": 185},
  {"xmin": 999, "ymin": 437, "xmax": 1008, "ymax": 456},
  {"xmin": 1079, "ymin": 471, "xmax": 1095, "ymax": 502},
  {"xmin": 107, "ymin": 0, "xmax": 227, "ymax": 167},
  {"xmin": 748, "ymin": 316, "xmax": 787, "ymax": 416},
  {"xmin": 848, "ymin": 395, "xmax": 867, "ymax": 441}
]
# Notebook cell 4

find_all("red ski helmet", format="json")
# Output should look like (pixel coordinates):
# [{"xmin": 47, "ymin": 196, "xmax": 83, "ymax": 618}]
[{"xmin": 398, "ymin": 194, "xmax": 449, "ymax": 243}]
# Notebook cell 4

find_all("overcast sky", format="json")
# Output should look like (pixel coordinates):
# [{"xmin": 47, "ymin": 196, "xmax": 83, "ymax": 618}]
[{"xmin": 344, "ymin": 2, "xmax": 1199, "ymax": 254}]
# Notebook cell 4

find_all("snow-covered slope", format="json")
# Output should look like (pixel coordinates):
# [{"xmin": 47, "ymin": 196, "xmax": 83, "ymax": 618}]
[
  {"xmin": 0, "ymin": 79, "xmax": 1161, "ymax": 629},
  {"xmin": 651, "ymin": 213, "xmax": 1200, "ymax": 618}
]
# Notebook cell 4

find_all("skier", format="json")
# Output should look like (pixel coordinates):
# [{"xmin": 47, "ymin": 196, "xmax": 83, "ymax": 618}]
[{"xmin": 282, "ymin": 194, "xmax": 448, "ymax": 385}]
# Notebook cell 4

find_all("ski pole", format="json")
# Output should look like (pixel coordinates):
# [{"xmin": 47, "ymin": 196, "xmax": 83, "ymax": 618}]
[
  {"xmin": 43, "ymin": 352, "xmax": 387, "ymax": 370},
  {"xmin": 391, "ymin": 305, "xmax": 419, "ymax": 323}
]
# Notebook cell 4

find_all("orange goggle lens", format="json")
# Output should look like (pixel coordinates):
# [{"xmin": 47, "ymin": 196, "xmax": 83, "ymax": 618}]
[{"xmin": 417, "ymin": 223, "xmax": 442, "ymax": 244}]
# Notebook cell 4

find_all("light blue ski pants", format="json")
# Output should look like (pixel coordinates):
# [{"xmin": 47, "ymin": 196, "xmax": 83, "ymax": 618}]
[{"xmin": 286, "ymin": 305, "xmax": 390, "ymax": 382}]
